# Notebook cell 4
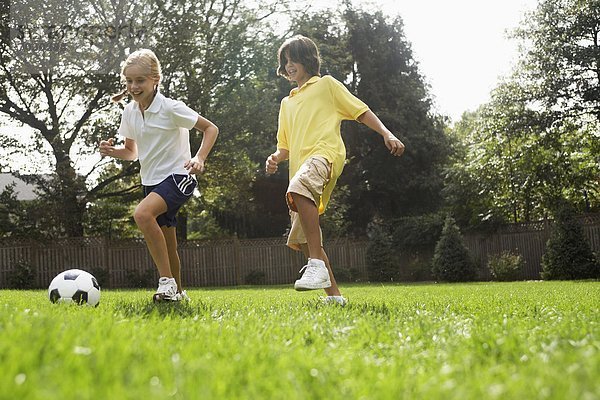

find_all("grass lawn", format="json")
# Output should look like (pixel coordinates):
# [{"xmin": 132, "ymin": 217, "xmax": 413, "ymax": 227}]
[{"xmin": 0, "ymin": 281, "xmax": 598, "ymax": 399}]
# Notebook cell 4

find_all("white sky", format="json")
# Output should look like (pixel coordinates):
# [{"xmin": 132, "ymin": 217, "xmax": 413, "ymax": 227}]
[{"xmin": 352, "ymin": 0, "xmax": 538, "ymax": 121}]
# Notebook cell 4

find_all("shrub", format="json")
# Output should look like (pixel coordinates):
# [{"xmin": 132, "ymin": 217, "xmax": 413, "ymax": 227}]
[
  {"xmin": 333, "ymin": 267, "xmax": 353, "ymax": 283},
  {"xmin": 541, "ymin": 204, "xmax": 600, "ymax": 280},
  {"xmin": 391, "ymin": 212, "xmax": 445, "ymax": 252},
  {"xmin": 245, "ymin": 269, "xmax": 266, "ymax": 285},
  {"xmin": 124, "ymin": 269, "xmax": 155, "ymax": 288},
  {"xmin": 8, "ymin": 260, "xmax": 38, "ymax": 289},
  {"xmin": 91, "ymin": 267, "xmax": 109, "ymax": 288},
  {"xmin": 366, "ymin": 222, "xmax": 397, "ymax": 281},
  {"xmin": 367, "ymin": 213, "xmax": 445, "ymax": 282},
  {"xmin": 431, "ymin": 215, "xmax": 477, "ymax": 282},
  {"xmin": 488, "ymin": 251, "xmax": 524, "ymax": 281}
]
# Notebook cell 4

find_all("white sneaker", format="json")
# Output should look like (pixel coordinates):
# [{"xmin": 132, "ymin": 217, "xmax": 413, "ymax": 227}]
[
  {"xmin": 324, "ymin": 296, "xmax": 347, "ymax": 306},
  {"xmin": 173, "ymin": 290, "xmax": 190, "ymax": 302},
  {"xmin": 153, "ymin": 277, "xmax": 178, "ymax": 302},
  {"xmin": 294, "ymin": 259, "xmax": 331, "ymax": 291}
]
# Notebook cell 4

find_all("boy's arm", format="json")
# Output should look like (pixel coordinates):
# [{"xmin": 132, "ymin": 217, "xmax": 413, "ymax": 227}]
[
  {"xmin": 99, "ymin": 137, "xmax": 138, "ymax": 160},
  {"xmin": 265, "ymin": 148, "xmax": 289, "ymax": 175},
  {"xmin": 358, "ymin": 110, "xmax": 405, "ymax": 157},
  {"xmin": 185, "ymin": 116, "xmax": 219, "ymax": 174}
]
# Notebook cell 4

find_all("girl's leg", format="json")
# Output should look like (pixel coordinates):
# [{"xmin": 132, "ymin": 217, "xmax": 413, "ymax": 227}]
[
  {"xmin": 133, "ymin": 193, "xmax": 171, "ymax": 278},
  {"xmin": 161, "ymin": 226, "xmax": 182, "ymax": 292}
]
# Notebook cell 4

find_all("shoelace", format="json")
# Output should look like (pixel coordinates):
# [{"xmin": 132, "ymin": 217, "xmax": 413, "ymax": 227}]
[
  {"xmin": 298, "ymin": 264, "xmax": 318, "ymax": 279},
  {"xmin": 158, "ymin": 280, "xmax": 176, "ymax": 295}
]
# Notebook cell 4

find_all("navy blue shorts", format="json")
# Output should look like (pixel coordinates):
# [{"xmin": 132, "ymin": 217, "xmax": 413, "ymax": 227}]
[{"xmin": 143, "ymin": 174, "xmax": 197, "ymax": 227}]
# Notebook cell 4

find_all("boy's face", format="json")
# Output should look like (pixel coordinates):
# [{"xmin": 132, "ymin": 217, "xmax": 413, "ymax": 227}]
[
  {"xmin": 285, "ymin": 53, "xmax": 310, "ymax": 86},
  {"xmin": 124, "ymin": 64, "xmax": 159, "ymax": 105}
]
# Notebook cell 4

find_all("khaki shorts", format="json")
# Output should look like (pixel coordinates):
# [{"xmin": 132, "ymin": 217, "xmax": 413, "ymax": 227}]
[{"xmin": 286, "ymin": 156, "xmax": 331, "ymax": 250}]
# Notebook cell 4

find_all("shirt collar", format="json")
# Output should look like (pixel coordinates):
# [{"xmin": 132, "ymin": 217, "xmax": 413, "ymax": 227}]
[
  {"xmin": 141, "ymin": 91, "xmax": 164, "ymax": 114},
  {"xmin": 289, "ymin": 76, "xmax": 320, "ymax": 97}
]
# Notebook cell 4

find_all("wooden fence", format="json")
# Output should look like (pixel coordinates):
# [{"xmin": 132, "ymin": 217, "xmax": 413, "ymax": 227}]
[
  {"xmin": 0, "ymin": 237, "xmax": 370, "ymax": 289},
  {"xmin": 464, "ymin": 214, "xmax": 600, "ymax": 280},
  {"xmin": 0, "ymin": 214, "xmax": 598, "ymax": 288}
]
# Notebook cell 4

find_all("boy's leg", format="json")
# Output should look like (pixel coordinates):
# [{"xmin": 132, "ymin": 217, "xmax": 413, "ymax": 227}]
[
  {"xmin": 290, "ymin": 193, "xmax": 322, "ymax": 259},
  {"xmin": 162, "ymin": 226, "xmax": 182, "ymax": 292},
  {"xmin": 299, "ymin": 243, "xmax": 341, "ymax": 296},
  {"xmin": 134, "ymin": 192, "xmax": 172, "ymax": 278}
]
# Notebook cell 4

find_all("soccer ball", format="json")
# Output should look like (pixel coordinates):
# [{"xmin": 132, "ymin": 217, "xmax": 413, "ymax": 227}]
[{"xmin": 48, "ymin": 269, "xmax": 101, "ymax": 307}]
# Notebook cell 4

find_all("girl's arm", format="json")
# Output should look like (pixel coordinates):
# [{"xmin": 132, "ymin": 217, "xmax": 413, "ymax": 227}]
[
  {"xmin": 99, "ymin": 137, "xmax": 138, "ymax": 160},
  {"xmin": 265, "ymin": 148, "xmax": 289, "ymax": 175},
  {"xmin": 358, "ymin": 110, "xmax": 405, "ymax": 157},
  {"xmin": 185, "ymin": 116, "xmax": 219, "ymax": 174}
]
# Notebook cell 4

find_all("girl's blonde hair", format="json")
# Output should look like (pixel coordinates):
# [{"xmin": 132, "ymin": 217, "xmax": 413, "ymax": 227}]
[{"xmin": 112, "ymin": 49, "xmax": 162, "ymax": 103}]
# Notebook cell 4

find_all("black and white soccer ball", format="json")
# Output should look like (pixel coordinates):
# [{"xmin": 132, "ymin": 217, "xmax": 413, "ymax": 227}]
[{"xmin": 48, "ymin": 269, "xmax": 101, "ymax": 307}]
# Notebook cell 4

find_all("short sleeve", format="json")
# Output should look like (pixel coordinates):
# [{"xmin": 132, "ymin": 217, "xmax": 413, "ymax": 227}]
[
  {"xmin": 276, "ymin": 99, "xmax": 289, "ymax": 150},
  {"xmin": 327, "ymin": 76, "xmax": 370, "ymax": 121},
  {"xmin": 170, "ymin": 100, "xmax": 199, "ymax": 129},
  {"xmin": 117, "ymin": 107, "xmax": 134, "ymax": 139}
]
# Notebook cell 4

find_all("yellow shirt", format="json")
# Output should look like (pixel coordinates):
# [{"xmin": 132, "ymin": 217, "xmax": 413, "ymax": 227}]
[{"xmin": 277, "ymin": 75, "xmax": 370, "ymax": 214}]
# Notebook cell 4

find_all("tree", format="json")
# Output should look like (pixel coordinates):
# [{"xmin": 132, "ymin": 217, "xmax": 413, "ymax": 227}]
[
  {"xmin": 512, "ymin": 0, "xmax": 600, "ymax": 122},
  {"xmin": 444, "ymin": 0, "xmax": 600, "ymax": 227},
  {"xmin": 541, "ymin": 201, "xmax": 600, "ymax": 280},
  {"xmin": 150, "ymin": 0, "xmax": 290, "ymax": 238},
  {"xmin": 431, "ymin": 215, "xmax": 477, "ymax": 282},
  {"xmin": 0, "ymin": 0, "xmax": 289, "ymax": 239},
  {"xmin": 289, "ymin": 6, "xmax": 450, "ymax": 236},
  {"xmin": 0, "ymin": 0, "xmax": 156, "ymax": 237}
]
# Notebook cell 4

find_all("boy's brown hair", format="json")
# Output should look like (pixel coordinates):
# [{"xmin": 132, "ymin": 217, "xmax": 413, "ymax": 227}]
[{"xmin": 277, "ymin": 35, "xmax": 321, "ymax": 80}]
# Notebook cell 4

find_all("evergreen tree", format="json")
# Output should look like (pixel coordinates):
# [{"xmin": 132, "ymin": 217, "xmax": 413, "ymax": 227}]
[
  {"xmin": 541, "ymin": 202, "xmax": 600, "ymax": 280},
  {"xmin": 366, "ymin": 220, "xmax": 397, "ymax": 281},
  {"xmin": 431, "ymin": 215, "xmax": 477, "ymax": 282}
]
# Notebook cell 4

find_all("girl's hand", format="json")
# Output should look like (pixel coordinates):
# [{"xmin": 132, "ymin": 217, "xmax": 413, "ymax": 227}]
[
  {"xmin": 265, "ymin": 154, "xmax": 278, "ymax": 175},
  {"xmin": 185, "ymin": 157, "xmax": 205, "ymax": 174},
  {"xmin": 99, "ymin": 138, "xmax": 115, "ymax": 157},
  {"xmin": 384, "ymin": 134, "xmax": 405, "ymax": 157}
]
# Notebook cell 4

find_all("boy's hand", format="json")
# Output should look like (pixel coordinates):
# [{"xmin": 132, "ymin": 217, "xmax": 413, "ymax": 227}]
[
  {"xmin": 185, "ymin": 157, "xmax": 205, "ymax": 174},
  {"xmin": 265, "ymin": 154, "xmax": 278, "ymax": 175},
  {"xmin": 99, "ymin": 138, "xmax": 115, "ymax": 157},
  {"xmin": 384, "ymin": 134, "xmax": 405, "ymax": 157}
]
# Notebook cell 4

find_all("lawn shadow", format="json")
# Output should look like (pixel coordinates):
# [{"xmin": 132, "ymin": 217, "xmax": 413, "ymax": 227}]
[{"xmin": 113, "ymin": 299, "xmax": 212, "ymax": 319}]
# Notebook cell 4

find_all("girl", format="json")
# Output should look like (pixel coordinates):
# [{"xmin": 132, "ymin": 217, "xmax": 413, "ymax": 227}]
[{"xmin": 99, "ymin": 49, "xmax": 218, "ymax": 302}]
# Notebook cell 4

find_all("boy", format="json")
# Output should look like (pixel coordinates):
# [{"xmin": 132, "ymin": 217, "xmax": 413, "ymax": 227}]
[{"xmin": 265, "ymin": 36, "xmax": 404, "ymax": 305}]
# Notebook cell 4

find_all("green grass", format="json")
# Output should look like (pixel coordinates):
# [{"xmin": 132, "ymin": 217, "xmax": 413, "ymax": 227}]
[{"xmin": 1, "ymin": 282, "xmax": 598, "ymax": 400}]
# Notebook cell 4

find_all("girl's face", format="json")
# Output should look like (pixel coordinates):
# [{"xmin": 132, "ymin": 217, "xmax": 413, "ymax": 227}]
[
  {"xmin": 285, "ymin": 56, "xmax": 310, "ymax": 87},
  {"xmin": 124, "ymin": 64, "xmax": 159, "ymax": 106}
]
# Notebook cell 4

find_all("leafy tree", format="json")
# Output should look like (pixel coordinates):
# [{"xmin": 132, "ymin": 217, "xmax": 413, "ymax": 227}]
[
  {"xmin": 431, "ymin": 215, "xmax": 477, "ymax": 282},
  {"xmin": 342, "ymin": 8, "xmax": 449, "ymax": 233},
  {"xmin": 0, "ymin": 0, "xmax": 289, "ymax": 239},
  {"xmin": 512, "ymin": 0, "xmax": 600, "ymax": 121},
  {"xmin": 126, "ymin": 0, "xmax": 288, "ymax": 239},
  {"xmin": 446, "ymin": 80, "xmax": 599, "ymax": 227},
  {"xmin": 288, "ymin": 6, "xmax": 450, "ymax": 236},
  {"xmin": 444, "ymin": 0, "xmax": 600, "ymax": 228},
  {"xmin": 0, "ymin": 0, "xmax": 156, "ymax": 237}
]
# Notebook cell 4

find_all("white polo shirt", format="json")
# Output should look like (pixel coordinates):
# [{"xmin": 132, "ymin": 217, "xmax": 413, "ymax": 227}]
[{"xmin": 118, "ymin": 92, "xmax": 199, "ymax": 186}]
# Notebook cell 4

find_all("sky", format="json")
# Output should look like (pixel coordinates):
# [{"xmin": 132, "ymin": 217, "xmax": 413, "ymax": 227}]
[{"xmin": 348, "ymin": 0, "xmax": 539, "ymax": 121}]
